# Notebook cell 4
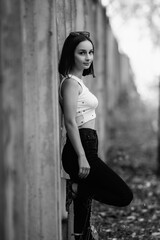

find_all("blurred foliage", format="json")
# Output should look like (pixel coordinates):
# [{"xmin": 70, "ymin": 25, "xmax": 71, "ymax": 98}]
[
  {"xmin": 107, "ymin": 86, "xmax": 158, "ymax": 169},
  {"xmin": 106, "ymin": 0, "xmax": 160, "ymax": 46}
]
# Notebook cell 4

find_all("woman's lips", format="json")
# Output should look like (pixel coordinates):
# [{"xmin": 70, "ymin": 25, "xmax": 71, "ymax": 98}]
[{"xmin": 83, "ymin": 62, "xmax": 91, "ymax": 66}]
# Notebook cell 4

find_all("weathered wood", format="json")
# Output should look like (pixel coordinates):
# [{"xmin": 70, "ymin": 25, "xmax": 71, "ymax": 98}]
[
  {"xmin": 0, "ymin": 1, "xmax": 137, "ymax": 240},
  {"xmin": 67, "ymin": 202, "xmax": 74, "ymax": 240},
  {"xmin": 0, "ymin": 1, "xmax": 25, "ymax": 240},
  {"xmin": 21, "ymin": 0, "xmax": 61, "ymax": 239},
  {"xmin": 157, "ymin": 78, "xmax": 160, "ymax": 175},
  {"xmin": 94, "ymin": 4, "xmax": 108, "ymax": 159}
]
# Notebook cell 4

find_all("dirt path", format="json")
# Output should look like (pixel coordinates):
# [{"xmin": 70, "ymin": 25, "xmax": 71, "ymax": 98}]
[{"xmin": 92, "ymin": 165, "xmax": 160, "ymax": 240}]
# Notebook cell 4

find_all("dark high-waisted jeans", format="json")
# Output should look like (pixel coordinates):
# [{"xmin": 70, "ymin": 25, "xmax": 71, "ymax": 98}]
[{"xmin": 62, "ymin": 128, "xmax": 133, "ymax": 238}]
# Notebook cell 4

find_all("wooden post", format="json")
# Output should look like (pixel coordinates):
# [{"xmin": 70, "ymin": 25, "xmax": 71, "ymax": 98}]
[
  {"xmin": 0, "ymin": 1, "xmax": 25, "ymax": 239},
  {"xmin": 61, "ymin": 172, "xmax": 75, "ymax": 240},
  {"xmin": 157, "ymin": 77, "xmax": 160, "ymax": 175},
  {"xmin": 67, "ymin": 197, "xmax": 74, "ymax": 240},
  {"xmin": 21, "ymin": 0, "xmax": 62, "ymax": 239}
]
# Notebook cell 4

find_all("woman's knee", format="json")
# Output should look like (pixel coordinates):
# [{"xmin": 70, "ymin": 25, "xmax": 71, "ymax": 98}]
[{"xmin": 120, "ymin": 189, "xmax": 133, "ymax": 207}]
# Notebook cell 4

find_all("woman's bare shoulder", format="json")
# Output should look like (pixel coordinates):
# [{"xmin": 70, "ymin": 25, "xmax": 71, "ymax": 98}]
[{"xmin": 61, "ymin": 77, "xmax": 80, "ymax": 95}]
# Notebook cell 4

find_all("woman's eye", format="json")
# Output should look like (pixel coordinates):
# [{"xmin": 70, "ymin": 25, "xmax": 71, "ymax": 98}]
[
  {"xmin": 79, "ymin": 51, "xmax": 94, "ymax": 55},
  {"xmin": 79, "ymin": 52, "xmax": 85, "ymax": 55}
]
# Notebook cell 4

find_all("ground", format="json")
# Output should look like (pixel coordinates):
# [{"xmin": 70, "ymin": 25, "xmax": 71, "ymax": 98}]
[{"xmin": 92, "ymin": 163, "xmax": 160, "ymax": 240}]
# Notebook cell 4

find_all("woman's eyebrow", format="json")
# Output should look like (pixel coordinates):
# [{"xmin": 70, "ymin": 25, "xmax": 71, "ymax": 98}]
[{"xmin": 78, "ymin": 48, "xmax": 93, "ymax": 51}]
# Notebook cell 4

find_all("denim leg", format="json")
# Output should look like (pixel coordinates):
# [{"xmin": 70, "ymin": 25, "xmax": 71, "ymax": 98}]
[
  {"xmin": 73, "ymin": 184, "xmax": 92, "ymax": 238},
  {"xmin": 87, "ymin": 156, "xmax": 133, "ymax": 207}
]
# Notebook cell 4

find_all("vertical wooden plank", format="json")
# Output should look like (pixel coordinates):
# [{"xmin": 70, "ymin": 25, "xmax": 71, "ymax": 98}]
[
  {"xmin": 21, "ymin": 2, "xmax": 39, "ymax": 238},
  {"xmin": 64, "ymin": 0, "xmax": 72, "ymax": 34},
  {"xmin": 85, "ymin": 0, "xmax": 96, "ymax": 34},
  {"xmin": 56, "ymin": 0, "xmax": 66, "ymax": 56},
  {"xmin": 106, "ymin": 25, "xmax": 116, "ymax": 111},
  {"xmin": 0, "ymin": 2, "xmax": 6, "ymax": 238},
  {"xmin": 70, "ymin": 0, "xmax": 76, "ymax": 30},
  {"xmin": 157, "ymin": 78, "xmax": 160, "ymax": 175},
  {"xmin": 97, "ymin": 5, "xmax": 108, "ymax": 159},
  {"xmin": 55, "ymin": 1, "xmax": 76, "ymax": 239},
  {"xmin": 120, "ymin": 54, "xmax": 130, "ymax": 87},
  {"xmin": 75, "ymin": 0, "xmax": 86, "ymax": 30},
  {"xmin": 36, "ymin": 0, "xmax": 61, "ymax": 239},
  {"xmin": 112, "ymin": 39, "xmax": 120, "ymax": 103},
  {"xmin": 22, "ymin": 0, "xmax": 62, "ymax": 239},
  {"xmin": 49, "ymin": 0, "xmax": 62, "ymax": 238},
  {"xmin": 67, "ymin": 203, "xmax": 74, "ymax": 240},
  {"xmin": 0, "ymin": 0, "xmax": 25, "ymax": 240},
  {"xmin": 84, "ymin": 0, "xmax": 98, "ymax": 91}
]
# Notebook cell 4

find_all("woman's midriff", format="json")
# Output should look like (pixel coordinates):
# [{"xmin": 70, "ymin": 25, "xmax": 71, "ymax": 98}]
[{"xmin": 78, "ymin": 118, "xmax": 96, "ymax": 130}]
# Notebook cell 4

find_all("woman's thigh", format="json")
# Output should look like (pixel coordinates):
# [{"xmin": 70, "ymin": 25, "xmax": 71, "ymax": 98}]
[{"xmin": 85, "ymin": 157, "xmax": 133, "ymax": 206}]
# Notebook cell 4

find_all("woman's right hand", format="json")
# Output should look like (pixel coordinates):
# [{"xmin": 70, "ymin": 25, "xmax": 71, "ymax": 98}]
[{"xmin": 78, "ymin": 154, "xmax": 90, "ymax": 179}]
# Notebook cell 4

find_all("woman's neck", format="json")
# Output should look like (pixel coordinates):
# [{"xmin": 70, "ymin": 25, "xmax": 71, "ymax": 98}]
[{"xmin": 69, "ymin": 70, "xmax": 83, "ymax": 79}]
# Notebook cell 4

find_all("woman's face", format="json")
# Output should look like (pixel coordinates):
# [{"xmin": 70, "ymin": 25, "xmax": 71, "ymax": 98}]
[{"xmin": 73, "ymin": 40, "xmax": 94, "ymax": 72}]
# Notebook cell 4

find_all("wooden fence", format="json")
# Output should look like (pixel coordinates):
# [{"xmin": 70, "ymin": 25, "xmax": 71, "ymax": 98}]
[{"xmin": 0, "ymin": 0, "xmax": 135, "ymax": 240}]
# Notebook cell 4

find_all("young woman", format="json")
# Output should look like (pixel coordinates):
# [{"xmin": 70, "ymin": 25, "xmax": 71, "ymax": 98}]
[{"xmin": 59, "ymin": 31, "xmax": 133, "ymax": 240}]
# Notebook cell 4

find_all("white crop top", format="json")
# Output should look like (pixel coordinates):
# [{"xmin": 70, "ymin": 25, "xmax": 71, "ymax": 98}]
[{"xmin": 59, "ymin": 74, "xmax": 98, "ymax": 127}]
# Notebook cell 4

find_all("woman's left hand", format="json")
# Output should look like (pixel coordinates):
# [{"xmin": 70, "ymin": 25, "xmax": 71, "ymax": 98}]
[{"xmin": 78, "ymin": 155, "xmax": 90, "ymax": 179}]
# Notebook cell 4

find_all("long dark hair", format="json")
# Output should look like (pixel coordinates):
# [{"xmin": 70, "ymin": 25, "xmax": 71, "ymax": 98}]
[{"xmin": 58, "ymin": 31, "xmax": 95, "ymax": 77}]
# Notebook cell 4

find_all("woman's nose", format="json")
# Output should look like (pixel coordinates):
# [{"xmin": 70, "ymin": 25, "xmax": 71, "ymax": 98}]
[{"xmin": 85, "ymin": 53, "xmax": 90, "ymax": 60}]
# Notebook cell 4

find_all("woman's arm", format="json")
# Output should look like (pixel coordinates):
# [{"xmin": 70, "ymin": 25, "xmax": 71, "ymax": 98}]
[{"xmin": 61, "ymin": 78, "xmax": 90, "ymax": 178}]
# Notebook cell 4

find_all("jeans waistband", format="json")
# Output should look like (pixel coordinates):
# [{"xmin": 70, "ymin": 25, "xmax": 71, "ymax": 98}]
[
  {"xmin": 66, "ymin": 128, "xmax": 97, "ymax": 142},
  {"xmin": 79, "ymin": 128, "xmax": 96, "ymax": 134},
  {"xmin": 78, "ymin": 128, "xmax": 97, "ymax": 139}
]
